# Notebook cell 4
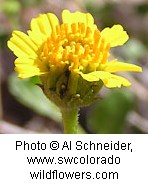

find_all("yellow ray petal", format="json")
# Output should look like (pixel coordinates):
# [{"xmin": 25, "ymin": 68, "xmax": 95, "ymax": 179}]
[
  {"xmin": 15, "ymin": 59, "xmax": 48, "ymax": 78},
  {"xmin": 15, "ymin": 57, "xmax": 48, "ymax": 73},
  {"xmin": 27, "ymin": 30, "xmax": 44, "ymax": 46},
  {"xmin": 101, "ymin": 25, "xmax": 129, "ymax": 47},
  {"xmin": 62, "ymin": 10, "xmax": 85, "ymax": 24},
  {"xmin": 8, "ymin": 40, "xmax": 29, "ymax": 57},
  {"xmin": 79, "ymin": 71, "xmax": 131, "ymax": 88},
  {"xmin": 30, "ymin": 17, "xmax": 45, "ymax": 39},
  {"xmin": 62, "ymin": 10, "xmax": 97, "ymax": 30},
  {"xmin": 15, "ymin": 64, "xmax": 40, "ymax": 78},
  {"xmin": 79, "ymin": 71, "xmax": 110, "ymax": 82},
  {"xmin": 104, "ymin": 60, "xmax": 142, "ymax": 73},
  {"xmin": 45, "ymin": 13, "xmax": 59, "ymax": 34},
  {"xmin": 35, "ymin": 14, "xmax": 52, "ymax": 36},
  {"xmin": 29, "ymin": 13, "xmax": 59, "ymax": 44},
  {"xmin": 7, "ymin": 31, "xmax": 38, "ymax": 58},
  {"xmin": 104, "ymin": 75, "xmax": 131, "ymax": 88},
  {"xmin": 15, "ymin": 57, "xmax": 35, "ymax": 65}
]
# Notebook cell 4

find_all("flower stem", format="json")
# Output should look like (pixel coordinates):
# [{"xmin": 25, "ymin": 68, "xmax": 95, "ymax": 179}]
[{"xmin": 61, "ymin": 107, "xmax": 79, "ymax": 134}]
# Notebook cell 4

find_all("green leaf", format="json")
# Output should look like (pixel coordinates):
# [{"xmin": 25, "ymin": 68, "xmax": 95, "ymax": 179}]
[
  {"xmin": 8, "ymin": 73, "xmax": 62, "ymax": 122},
  {"xmin": 1, "ymin": 0, "xmax": 21, "ymax": 16},
  {"xmin": 87, "ymin": 89, "xmax": 135, "ymax": 134}
]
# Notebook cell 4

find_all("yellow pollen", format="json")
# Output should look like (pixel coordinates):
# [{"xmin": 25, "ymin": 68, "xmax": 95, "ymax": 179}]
[
  {"xmin": 71, "ymin": 23, "xmax": 77, "ymax": 34},
  {"xmin": 40, "ymin": 23, "xmax": 110, "ymax": 73},
  {"xmin": 84, "ymin": 45, "xmax": 90, "ymax": 57},
  {"xmin": 79, "ymin": 23, "xmax": 85, "ymax": 34},
  {"xmin": 75, "ymin": 43, "xmax": 80, "ymax": 54},
  {"xmin": 99, "ymin": 38, "xmax": 105, "ymax": 52},
  {"xmin": 94, "ymin": 30, "xmax": 101, "ymax": 41},
  {"xmin": 56, "ymin": 25, "xmax": 61, "ymax": 35},
  {"xmin": 85, "ymin": 27, "xmax": 91, "ymax": 38}
]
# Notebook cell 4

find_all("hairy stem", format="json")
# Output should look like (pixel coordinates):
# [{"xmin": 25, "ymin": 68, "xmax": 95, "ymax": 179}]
[{"xmin": 61, "ymin": 107, "xmax": 79, "ymax": 134}]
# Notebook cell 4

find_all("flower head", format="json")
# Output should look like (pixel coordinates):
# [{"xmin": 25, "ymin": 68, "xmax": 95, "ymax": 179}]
[{"xmin": 8, "ymin": 10, "xmax": 142, "ymax": 107}]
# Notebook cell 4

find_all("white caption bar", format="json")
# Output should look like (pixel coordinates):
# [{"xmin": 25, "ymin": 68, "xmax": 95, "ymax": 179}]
[{"xmin": 0, "ymin": 134, "xmax": 147, "ymax": 190}]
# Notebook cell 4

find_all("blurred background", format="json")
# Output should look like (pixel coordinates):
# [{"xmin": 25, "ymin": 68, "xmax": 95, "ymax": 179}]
[{"xmin": 0, "ymin": 0, "xmax": 148, "ymax": 134}]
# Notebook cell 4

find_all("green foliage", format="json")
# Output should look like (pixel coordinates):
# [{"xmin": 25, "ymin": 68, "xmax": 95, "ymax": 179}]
[
  {"xmin": 8, "ymin": 73, "xmax": 86, "ymax": 133},
  {"xmin": 1, "ymin": 0, "xmax": 21, "ymax": 16},
  {"xmin": 8, "ymin": 73, "xmax": 62, "ymax": 122},
  {"xmin": 87, "ymin": 89, "xmax": 135, "ymax": 134}
]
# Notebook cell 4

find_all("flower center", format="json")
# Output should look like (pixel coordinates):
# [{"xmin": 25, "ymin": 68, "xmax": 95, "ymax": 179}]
[{"xmin": 40, "ymin": 23, "xmax": 110, "ymax": 73}]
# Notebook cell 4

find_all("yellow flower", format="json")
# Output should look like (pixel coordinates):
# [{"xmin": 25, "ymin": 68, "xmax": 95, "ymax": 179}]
[{"xmin": 8, "ymin": 10, "xmax": 142, "ymax": 89}]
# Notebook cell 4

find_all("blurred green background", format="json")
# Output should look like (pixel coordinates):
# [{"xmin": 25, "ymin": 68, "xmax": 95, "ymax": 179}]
[{"xmin": 0, "ymin": 0, "xmax": 147, "ymax": 134}]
